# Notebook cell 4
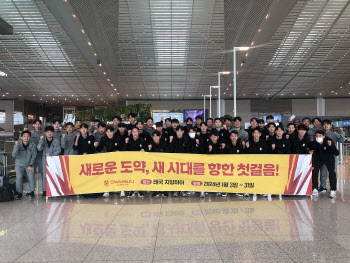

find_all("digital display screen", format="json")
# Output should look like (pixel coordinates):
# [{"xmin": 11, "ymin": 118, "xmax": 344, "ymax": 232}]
[{"xmin": 184, "ymin": 110, "xmax": 207, "ymax": 122}]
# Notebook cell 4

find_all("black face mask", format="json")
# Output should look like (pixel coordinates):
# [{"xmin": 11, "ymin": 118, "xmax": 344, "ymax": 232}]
[{"xmin": 187, "ymin": 124, "xmax": 193, "ymax": 128}]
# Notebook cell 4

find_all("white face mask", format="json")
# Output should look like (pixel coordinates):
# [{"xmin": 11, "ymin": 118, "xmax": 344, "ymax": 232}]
[
  {"xmin": 316, "ymin": 137, "xmax": 323, "ymax": 143},
  {"xmin": 189, "ymin": 132, "xmax": 196, "ymax": 139}
]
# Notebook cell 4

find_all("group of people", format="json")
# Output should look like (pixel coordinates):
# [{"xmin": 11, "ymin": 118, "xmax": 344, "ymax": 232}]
[{"xmin": 12, "ymin": 113, "xmax": 345, "ymax": 200}]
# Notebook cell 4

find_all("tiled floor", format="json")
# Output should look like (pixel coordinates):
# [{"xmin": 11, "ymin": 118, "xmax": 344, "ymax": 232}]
[{"xmin": 2, "ymin": 162, "xmax": 350, "ymax": 262}]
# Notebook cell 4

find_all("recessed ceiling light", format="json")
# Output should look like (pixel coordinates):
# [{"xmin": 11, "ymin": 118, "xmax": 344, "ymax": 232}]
[
  {"xmin": 140, "ymin": 95, "xmax": 142, "ymax": 97},
  {"xmin": 88, "ymin": 42, "xmax": 92, "ymax": 46},
  {"xmin": 266, "ymin": 14, "xmax": 270, "ymax": 19},
  {"xmin": 306, "ymin": 93, "xmax": 308, "ymax": 95},
  {"xmin": 177, "ymin": 95, "xmax": 179, "ymax": 96},
  {"xmin": 340, "ymin": 87, "xmax": 343, "ymax": 89},
  {"xmin": 126, "ymin": 95, "xmax": 128, "ymax": 97},
  {"xmin": 251, "ymin": 42, "xmax": 254, "ymax": 45},
  {"xmin": 240, "ymin": 63, "xmax": 243, "ymax": 66},
  {"xmin": 245, "ymin": 53, "xmax": 248, "ymax": 57},
  {"xmin": 94, "ymin": 53, "xmax": 97, "ymax": 56},
  {"xmin": 114, "ymin": 88, "xmax": 116, "ymax": 91},
  {"xmin": 103, "ymin": 72, "xmax": 106, "ymax": 75},
  {"xmin": 293, "ymin": 94, "xmax": 295, "ymax": 96},
  {"xmin": 281, "ymin": 94, "xmax": 283, "ymax": 96},
  {"xmin": 111, "ymin": 84, "xmax": 113, "ymax": 87},
  {"xmin": 335, "ymin": 93, "xmax": 338, "ymax": 95},
  {"xmin": 256, "ymin": 93, "xmax": 258, "ymax": 96},
  {"xmin": 111, "ymin": 95, "xmax": 113, "ymax": 96},
  {"xmin": 189, "ymin": 95, "xmax": 191, "ymax": 96},
  {"xmin": 331, "ymin": 91, "xmax": 334, "ymax": 93},
  {"xmin": 267, "ymin": 93, "xmax": 270, "ymax": 96},
  {"xmin": 117, "ymin": 93, "xmax": 120, "ymax": 95},
  {"xmin": 19, "ymin": 95, "xmax": 21, "ymax": 96},
  {"xmin": 107, "ymin": 79, "xmax": 110, "ymax": 82},
  {"xmin": 33, "ymin": 95, "xmax": 35, "ymax": 97},
  {"xmin": 97, "ymin": 95, "xmax": 99, "ymax": 96},
  {"xmin": 81, "ymin": 29, "xmax": 85, "ymax": 33},
  {"xmin": 40, "ymin": 98, "xmax": 42, "ymax": 100},
  {"xmin": 72, "ymin": 14, "xmax": 76, "ymax": 18},
  {"xmin": 258, "ymin": 29, "xmax": 261, "ymax": 32},
  {"xmin": 243, "ymin": 94, "xmax": 245, "ymax": 96},
  {"xmin": 88, "ymin": 98, "xmax": 90, "ymax": 100},
  {"xmin": 6, "ymin": 92, "xmax": 8, "ymax": 94}
]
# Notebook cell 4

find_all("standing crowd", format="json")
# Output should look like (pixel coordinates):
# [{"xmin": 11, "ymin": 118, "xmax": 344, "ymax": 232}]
[{"xmin": 13, "ymin": 113, "xmax": 345, "ymax": 199}]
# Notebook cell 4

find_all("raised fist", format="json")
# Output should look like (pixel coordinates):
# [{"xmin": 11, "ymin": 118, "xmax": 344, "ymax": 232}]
[
  {"xmin": 221, "ymin": 143, "xmax": 225, "ymax": 149},
  {"xmin": 246, "ymin": 141, "xmax": 250, "ymax": 148},
  {"xmin": 286, "ymin": 134, "xmax": 289, "ymax": 139},
  {"xmin": 93, "ymin": 129, "xmax": 98, "ymax": 134},
  {"xmin": 62, "ymin": 133, "xmax": 66, "ymax": 139},
  {"xmin": 148, "ymin": 144, "xmax": 152, "ymax": 151},
  {"xmin": 94, "ymin": 142, "xmax": 99, "ymax": 147},
  {"xmin": 196, "ymin": 139, "xmax": 199, "ymax": 145},
  {"xmin": 125, "ymin": 138, "xmax": 129, "ymax": 143},
  {"xmin": 208, "ymin": 145, "xmax": 213, "ymax": 152},
  {"xmin": 40, "ymin": 136, "xmax": 44, "ymax": 140},
  {"xmin": 169, "ymin": 136, "xmax": 174, "ymax": 143},
  {"xmin": 328, "ymin": 140, "xmax": 332, "ymax": 146},
  {"xmin": 272, "ymin": 144, "xmax": 276, "ymax": 150},
  {"xmin": 15, "ymin": 141, "xmax": 19, "ymax": 145},
  {"xmin": 242, "ymin": 141, "xmax": 246, "ymax": 148},
  {"xmin": 76, "ymin": 134, "xmax": 80, "ymax": 140}
]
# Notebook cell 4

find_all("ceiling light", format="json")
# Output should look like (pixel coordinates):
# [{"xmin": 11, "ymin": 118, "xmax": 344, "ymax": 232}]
[
  {"xmin": 33, "ymin": 95, "xmax": 35, "ymax": 97},
  {"xmin": 189, "ymin": 95, "xmax": 192, "ymax": 96},
  {"xmin": 126, "ymin": 95, "xmax": 128, "ymax": 97},
  {"xmin": 331, "ymin": 91, "xmax": 334, "ymax": 93},
  {"xmin": 88, "ymin": 42, "xmax": 92, "ymax": 46},
  {"xmin": 245, "ymin": 53, "xmax": 248, "ymax": 57},
  {"xmin": 0, "ymin": 71, "xmax": 7, "ymax": 77},
  {"xmin": 40, "ymin": 98, "xmax": 42, "ymax": 100},
  {"xmin": 237, "ymin": 47, "xmax": 250, "ymax": 51},
  {"xmin": 229, "ymin": 84, "xmax": 232, "ymax": 86},
  {"xmin": 19, "ymin": 95, "xmax": 21, "ymax": 96},
  {"xmin": 140, "ymin": 95, "xmax": 142, "ymax": 97},
  {"xmin": 340, "ymin": 87, "xmax": 343, "ymax": 89},
  {"xmin": 306, "ymin": 93, "xmax": 308, "ymax": 95},
  {"xmin": 81, "ymin": 29, "xmax": 85, "ymax": 34},
  {"xmin": 241, "ymin": 63, "xmax": 244, "ymax": 66},
  {"xmin": 281, "ymin": 94, "xmax": 283, "ymax": 96},
  {"xmin": 293, "ymin": 94, "xmax": 295, "ymax": 96},
  {"xmin": 117, "ymin": 93, "xmax": 120, "ymax": 95},
  {"xmin": 256, "ymin": 94, "xmax": 258, "ymax": 96},
  {"xmin": 110, "ymin": 84, "xmax": 113, "ymax": 87},
  {"xmin": 335, "ymin": 93, "xmax": 338, "ymax": 95},
  {"xmin": 111, "ymin": 95, "xmax": 113, "ymax": 96},
  {"xmin": 97, "ymin": 95, "xmax": 99, "ymax": 96},
  {"xmin": 103, "ymin": 72, "xmax": 106, "ymax": 75},
  {"xmin": 243, "ymin": 94, "xmax": 245, "ymax": 96},
  {"xmin": 94, "ymin": 53, "xmax": 97, "ymax": 56},
  {"xmin": 266, "ymin": 14, "xmax": 270, "ymax": 19},
  {"xmin": 251, "ymin": 42, "xmax": 254, "ymax": 45},
  {"xmin": 2, "ymin": 94, "xmax": 5, "ymax": 97},
  {"xmin": 177, "ymin": 95, "xmax": 179, "ymax": 96},
  {"xmin": 72, "ymin": 14, "xmax": 76, "ymax": 18},
  {"xmin": 6, "ymin": 92, "xmax": 9, "ymax": 94},
  {"xmin": 114, "ymin": 88, "xmax": 116, "ymax": 91},
  {"xmin": 221, "ymin": 71, "xmax": 230, "ymax": 75},
  {"xmin": 65, "ymin": 98, "xmax": 66, "ymax": 100},
  {"xmin": 258, "ymin": 29, "xmax": 261, "ymax": 32},
  {"xmin": 99, "ymin": 63, "xmax": 102, "ymax": 67},
  {"xmin": 152, "ymin": 95, "xmax": 154, "ymax": 97},
  {"xmin": 107, "ymin": 79, "xmax": 110, "ymax": 82}
]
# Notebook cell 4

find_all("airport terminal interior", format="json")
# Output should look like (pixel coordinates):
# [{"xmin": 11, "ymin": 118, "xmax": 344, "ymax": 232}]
[{"xmin": 2, "ymin": 0, "xmax": 350, "ymax": 262}]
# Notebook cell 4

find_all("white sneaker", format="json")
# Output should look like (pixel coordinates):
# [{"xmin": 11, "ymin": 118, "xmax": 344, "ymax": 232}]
[
  {"xmin": 200, "ymin": 192, "xmax": 205, "ymax": 198},
  {"xmin": 120, "ymin": 191, "xmax": 125, "ymax": 197},
  {"xmin": 244, "ymin": 193, "xmax": 250, "ymax": 198},
  {"xmin": 103, "ymin": 192, "xmax": 109, "ymax": 198},
  {"xmin": 312, "ymin": 189, "xmax": 319, "ymax": 196},
  {"xmin": 329, "ymin": 190, "xmax": 336, "ymax": 198}
]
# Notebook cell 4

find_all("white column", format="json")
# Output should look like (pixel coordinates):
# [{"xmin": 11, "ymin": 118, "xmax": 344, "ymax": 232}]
[
  {"xmin": 316, "ymin": 98, "xmax": 325, "ymax": 116},
  {"xmin": 217, "ymin": 99, "xmax": 225, "ymax": 117}
]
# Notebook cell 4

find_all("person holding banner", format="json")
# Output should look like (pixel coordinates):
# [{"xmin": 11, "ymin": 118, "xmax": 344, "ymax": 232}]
[
  {"xmin": 37, "ymin": 126, "xmax": 61, "ymax": 197},
  {"xmin": 73, "ymin": 123, "xmax": 95, "ymax": 155},
  {"xmin": 291, "ymin": 124, "xmax": 311, "ymax": 154},
  {"xmin": 124, "ymin": 127, "xmax": 147, "ymax": 198},
  {"xmin": 246, "ymin": 128, "xmax": 267, "ymax": 154},
  {"xmin": 148, "ymin": 130, "xmax": 169, "ymax": 198},
  {"xmin": 170, "ymin": 126, "xmax": 192, "ymax": 197},
  {"xmin": 61, "ymin": 122, "xmax": 77, "ymax": 155},
  {"xmin": 309, "ymin": 130, "xmax": 339, "ymax": 198},
  {"xmin": 94, "ymin": 126, "xmax": 125, "ymax": 198}
]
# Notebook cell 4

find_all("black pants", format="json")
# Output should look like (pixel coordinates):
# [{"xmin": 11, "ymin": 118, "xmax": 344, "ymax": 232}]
[{"xmin": 312, "ymin": 158, "xmax": 337, "ymax": 191}]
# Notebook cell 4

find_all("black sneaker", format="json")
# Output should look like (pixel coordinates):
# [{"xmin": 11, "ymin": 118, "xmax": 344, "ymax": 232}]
[
  {"xmin": 138, "ymin": 192, "xmax": 145, "ymax": 198},
  {"xmin": 42, "ymin": 191, "xmax": 46, "ymax": 197},
  {"xmin": 152, "ymin": 192, "xmax": 160, "ymax": 198},
  {"xmin": 29, "ymin": 191, "xmax": 35, "ymax": 199},
  {"xmin": 318, "ymin": 187, "xmax": 327, "ymax": 193},
  {"xmin": 161, "ymin": 192, "xmax": 169, "ymax": 197},
  {"xmin": 17, "ymin": 193, "xmax": 23, "ymax": 200}
]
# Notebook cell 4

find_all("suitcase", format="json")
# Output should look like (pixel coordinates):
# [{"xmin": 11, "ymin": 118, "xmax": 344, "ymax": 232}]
[{"xmin": 0, "ymin": 153, "xmax": 14, "ymax": 202}]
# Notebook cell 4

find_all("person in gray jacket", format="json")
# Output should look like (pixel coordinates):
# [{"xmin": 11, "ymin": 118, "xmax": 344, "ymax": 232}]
[
  {"xmin": 144, "ymin": 117, "xmax": 155, "ymax": 135},
  {"xmin": 61, "ymin": 122, "xmax": 77, "ymax": 155},
  {"xmin": 53, "ymin": 120, "xmax": 64, "ymax": 143},
  {"xmin": 37, "ymin": 126, "xmax": 61, "ymax": 197},
  {"xmin": 231, "ymin": 116, "xmax": 249, "ymax": 143},
  {"xmin": 318, "ymin": 119, "xmax": 346, "ymax": 193},
  {"xmin": 12, "ymin": 131, "xmax": 37, "ymax": 200},
  {"xmin": 28, "ymin": 119, "xmax": 45, "ymax": 181}
]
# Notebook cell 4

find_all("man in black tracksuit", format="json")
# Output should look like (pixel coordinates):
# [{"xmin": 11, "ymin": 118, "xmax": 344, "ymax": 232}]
[
  {"xmin": 123, "ymin": 127, "xmax": 147, "ymax": 198},
  {"xmin": 170, "ymin": 126, "xmax": 192, "ymax": 154},
  {"xmin": 95, "ymin": 126, "xmax": 124, "ymax": 152},
  {"xmin": 155, "ymin": 122, "xmax": 170, "ymax": 144},
  {"xmin": 286, "ymin": 123, "xmax": 298, "ymax": 144},
  {"xmin": 291, "ymin": 124, "xmax": 311, "ymax": 154},
  {"xmin": 73, "ymin": 123, "xmax": 95, "ymax": 155},
  {"xmin": 224, "ymin": 130, "xmax": 244, "ymax": 154},
  {"xmin": 116, "ymin": 123, "xmax": 128, "ymax": 140},
  {"xmin": 194, "ymin": 122, "xmax": 211, "ymax": 154},
  {"xmin": 148, "ymin": 130, "xmax": 169, "ymax": 198},
  {"xmin": 267, "ymin": 126, "xmax": 291, "ymax": 154},
  {"xmin": 136, "ymin": 120, "xmax": 151, "ymax": 144},
  {"xmin": 169, "ymin": 126, "xmax": 192, "ymax": 197},
  {"xmin": 246, "ymin": 128, "xmax": 267, "ymax": 154},
  {"xmin": 126, "ymin": 113, "xmax": 137, "ymax": 134},
  {"xmin": 309, "ymin": 130, "xmax": 339, "ymax": 198},
  {"xmin": 207, "ymin": 131, "xmax": 224, "ymax": 154},
  {"xmin": 246, "ymin": 117, "xmax": 259, "ymax": 141}
]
